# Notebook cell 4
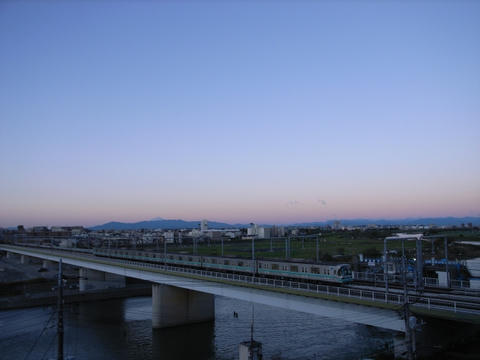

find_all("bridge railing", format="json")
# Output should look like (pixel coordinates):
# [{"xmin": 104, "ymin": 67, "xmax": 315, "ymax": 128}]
[
  {"xmin": 353, "ymin": 271, "xmax": 472, "ymax": 291},
  {"xmin": 100, "ymin": 256, "xmax": 480, "ymax": 316}
]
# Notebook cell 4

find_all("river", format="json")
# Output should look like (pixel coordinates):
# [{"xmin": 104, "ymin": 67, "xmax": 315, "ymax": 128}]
[{"xmin": 0, "ymin": 295, "xmax": 397, "ymax": 359}]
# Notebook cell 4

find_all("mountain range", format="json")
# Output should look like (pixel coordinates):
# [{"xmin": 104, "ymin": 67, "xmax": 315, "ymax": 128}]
[{"xmin": 89, "ymin": 216, "xmax": 480, "ymax": 230}]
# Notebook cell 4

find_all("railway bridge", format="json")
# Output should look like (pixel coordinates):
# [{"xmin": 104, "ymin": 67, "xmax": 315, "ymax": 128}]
[{"xmin": 1, "ymin": 244, "xmax": 479, "ymax": 334}]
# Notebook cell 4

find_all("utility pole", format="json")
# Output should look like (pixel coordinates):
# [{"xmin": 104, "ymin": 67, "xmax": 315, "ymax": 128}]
[
  {"xmin": 444, "ymin": 237, "xmax": 449, "ymax": 288},
  {"xmin": 164, "ymin": 238, "xmax": 167, "ymax": 266},
  {"xmin": 251, "ymin": 237, "xmax": 255, "ymax": 262},
  {"xmin": 401, "ymin": 240, "xmax": 414, "ymax": 360},
  {"xmin": 431, "ymin": 239, "xmax": 435, "ymax": 265},
  {"xmin": 57, "ymin": 259, "xmax": 64, "ymax": 360},
  {"xmin": 384, "ymin": 238, "xmax": 389, "ymax": 296},
  {"xmin": 316, "ymin": 236, "xmax": 319, "ymax": 263}
]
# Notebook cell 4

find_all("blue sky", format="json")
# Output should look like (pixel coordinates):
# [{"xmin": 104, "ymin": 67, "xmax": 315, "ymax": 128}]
[{"xmin": 1, "ymin": 1, "xmax": 479, "ymax": 226}]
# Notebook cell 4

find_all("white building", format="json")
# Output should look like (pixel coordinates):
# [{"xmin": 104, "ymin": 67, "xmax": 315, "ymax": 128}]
[
  {"xmin": 257, "ymin": 227, "xmax": 270, "ymax": 239},
  {"xmin": 201, "ymin": 220, "xmax": 208, "ymax": 232},
  {"xmin": 247, "ymin": 224, "xmax": 259, "ymax": 236},
  {"xmin": 189, "ymin": 229, "xmax": 203, "ymax": 238},
  {"xmin": 247, "ymin": 224, "xmax": 270, "ymax": 239},
  {"xmin": 163, "ymin": 231, "xmax": 175, "ymax": 244}
]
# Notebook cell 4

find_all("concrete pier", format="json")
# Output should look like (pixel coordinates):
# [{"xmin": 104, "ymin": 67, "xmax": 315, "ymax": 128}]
[
  {"xmin": 42, "ymin": 260, "xmax": 55, "ymax": 269},
  {"xmin": 79, "ymin": 268, "xmax": 126, "ymax": 291},
  {"xmin": 152, "ymin": 284, "xmax": 214, "ymax": 328}
]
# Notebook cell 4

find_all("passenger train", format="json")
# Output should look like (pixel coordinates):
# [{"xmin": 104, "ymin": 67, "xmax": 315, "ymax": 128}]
[{"xmin": 93, "ymin": 248, "xmax": 353, "ymax": 284}]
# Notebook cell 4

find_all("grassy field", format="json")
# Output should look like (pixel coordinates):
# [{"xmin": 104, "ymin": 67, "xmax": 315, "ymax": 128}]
[
  {"xmin": 166, "ymin": 229, "xmax": 480, "ymax": 262},
  {"xmin": 167, "ymin": 233, "xmax": 417, "ymax": 261}
]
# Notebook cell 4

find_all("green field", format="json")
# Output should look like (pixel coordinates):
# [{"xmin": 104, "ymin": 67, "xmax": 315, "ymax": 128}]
[{"xmin": 165, "ymin": 229, "xmax": 480, "ymax": 262}]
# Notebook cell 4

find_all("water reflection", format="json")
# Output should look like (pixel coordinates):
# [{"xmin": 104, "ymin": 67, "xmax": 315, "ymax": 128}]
[{"xmin": 152, "ymin": 322, "xmax": 215, "ymax": 360}]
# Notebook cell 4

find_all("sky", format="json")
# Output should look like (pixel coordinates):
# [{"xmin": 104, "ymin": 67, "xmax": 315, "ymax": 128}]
[{"xmin": 0, "ymin": 1, "xmax": 479, "ymax": 227}]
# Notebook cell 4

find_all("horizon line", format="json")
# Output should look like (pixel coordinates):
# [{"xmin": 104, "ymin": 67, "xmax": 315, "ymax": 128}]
[{"xmin": 3, "ymin": 214, "xmax": 480, "ymax": 229}]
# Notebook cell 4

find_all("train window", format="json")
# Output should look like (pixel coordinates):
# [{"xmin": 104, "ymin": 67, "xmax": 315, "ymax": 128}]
[
  {"xmin": 271, "ymin": 264, "xmax": 279, "ymax": 270},
  {"xmin": 290, "ymin": 265, "xmax": 298, "ymax": 272},
  {"xmin": 311, "ymin": 267, "xmax": 319, "ymax": 274},
  {"xmin": 238, "ymin": 261, "xmax": 244, "ymax": 266},
  {"xmin": 224, "ymin": 260, "xmax": 230, "ymax": 265},
  {"xmin": 188, "ymin": 257, "xmax": 193, "ymax": 261},
  {"xmin": 283, "ymin": 265, "xmax": 288, "ymax": 270},
  {"xmin": 211, "ymin": 259, "xmax": 217, "ymax": 264},
  {"xmin": 169, "ymin": 256, "xmax": 174, "ymax": 260},
  {"xmin": 153, "ymin": 255, "xmax": 156, "ymax": 258},
  {"xmin": 179, "ymin": 256, "xmax": 183, "ymax": 261}
]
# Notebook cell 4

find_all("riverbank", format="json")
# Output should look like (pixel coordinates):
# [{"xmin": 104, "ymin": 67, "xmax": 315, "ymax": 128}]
[
  {"xmin": 0, "ymin": 254, "xmax": 151, "ymax": 310},
  {"xmin": 0, "ymin": 285, "xmax": 152, "ymax": 310}
]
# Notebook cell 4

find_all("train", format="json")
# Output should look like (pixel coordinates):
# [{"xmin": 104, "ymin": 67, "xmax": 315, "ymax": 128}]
[{"xmin": 94, "ymin": 248, "xmax": 353, "ymax": 284}]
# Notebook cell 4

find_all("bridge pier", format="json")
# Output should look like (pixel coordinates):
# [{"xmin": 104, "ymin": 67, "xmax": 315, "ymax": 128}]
[
  {"xmin": 152, "ymin": 284, "xmax": 214, "ymax": 329},
  {"xmin": 42, "ymin": 260, "xmax": 55, "ymax": 270},
  {"xmin": 20, "ymin": 254, "xmax": 30, "ymax": 264},
  {"xmin": 79, "ymin": 268, "xmax": 125, "ymax": 291}
]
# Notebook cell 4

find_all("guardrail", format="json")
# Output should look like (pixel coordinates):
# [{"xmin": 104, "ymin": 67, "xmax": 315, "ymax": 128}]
[{"xmin": 353, "ymin": 271, "xmax": 472, "ymax": 291}]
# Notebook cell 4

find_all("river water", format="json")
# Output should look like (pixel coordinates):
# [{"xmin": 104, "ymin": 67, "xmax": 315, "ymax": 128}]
[{"xmin": 0, "ymin": 296, "xmax": 396, "ymax": 359}]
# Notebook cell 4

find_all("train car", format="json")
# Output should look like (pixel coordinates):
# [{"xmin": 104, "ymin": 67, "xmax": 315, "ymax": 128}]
[
  {"xmin": 94, "ymin": 249, "xmax": 352, "ymax": 284},
  {"xmin": 257, "ymin": 259, "xmax": 352, "ymax": 283},
  {"xmin": 200, "ymin": 255, "xmax": 254, "ymax": 274}
]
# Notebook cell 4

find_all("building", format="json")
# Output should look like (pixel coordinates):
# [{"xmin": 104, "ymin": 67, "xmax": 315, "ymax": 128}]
[
  {"xmin": 247, "ymin": 224, "xmax": 259, "ymax": 236},
  {"xmin": 201, "ymin": 220, "xmax": 208, "ymax": 232},
  {"xmin": 271, "ymin": 225, "xmax": 285, "ymax": 237},
  {"xmin": 247, "ymin": 224, "xmax": 270, "ymax": 239},
  {"xmin": 257, "ymin": 227, "xmax": 270, "ymax": 239}
]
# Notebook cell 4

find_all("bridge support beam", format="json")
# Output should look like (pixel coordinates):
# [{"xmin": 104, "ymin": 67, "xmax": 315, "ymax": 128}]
[
  {"xmin": 79, "ymin": 268, "xmax": 125, "ymax": 291},
  {"xmin": 152, "ymin": 284, "xmax": 214, "ymax": 329}
]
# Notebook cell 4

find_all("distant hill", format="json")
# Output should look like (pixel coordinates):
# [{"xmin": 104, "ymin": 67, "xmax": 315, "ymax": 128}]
[
  {"xmin": 89, "ymin": 216, "xmax": 480, "ymax": 231},
  {"xmin": 292, "ymin": 217, "xmax": 480, "ymax": 227},
  {"xmin": 90, "ymin": 219, "xmax": 238, "ymax": 231}
]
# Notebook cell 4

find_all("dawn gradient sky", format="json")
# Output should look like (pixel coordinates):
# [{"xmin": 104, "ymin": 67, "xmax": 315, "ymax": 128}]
[{"xmin": 1, "ymin": 1, "xmax": 479, "ymax": 227}]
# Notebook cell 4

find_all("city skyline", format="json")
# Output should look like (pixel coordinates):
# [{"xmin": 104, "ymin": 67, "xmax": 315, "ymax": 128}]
[{"xmin": 1, "ymin": 1, "xmax": 479, "ymax": 227}]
